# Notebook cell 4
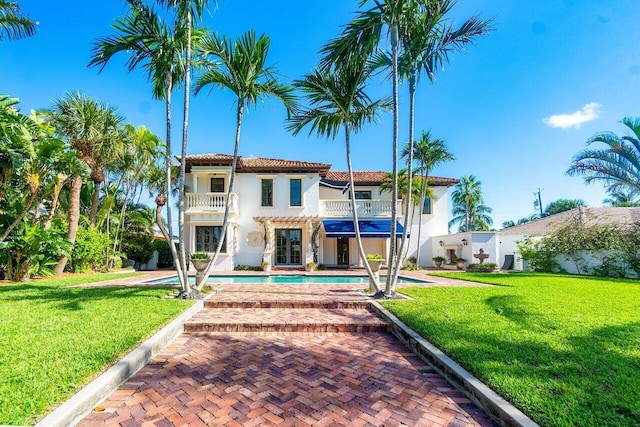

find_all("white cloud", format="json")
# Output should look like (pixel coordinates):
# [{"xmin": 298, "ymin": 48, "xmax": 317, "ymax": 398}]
[{"xmin": 543, "ymin": 102, "xmax": 601, "ymax": 129}]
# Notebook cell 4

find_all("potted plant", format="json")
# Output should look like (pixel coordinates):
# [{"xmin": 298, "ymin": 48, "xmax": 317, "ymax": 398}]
[
  {"xmin": 190, "ymin": 252, "xmax": 211, "ymax": 286},
  {"xmin": 306, "ymin": 261, "xmax": 317, "ymax": 272},
  {"xmin": 261, "ymin": 261, "xmax": 271, "ymax": 272},
  {"xmin": 455, "ymin": 257, "xmax": 467, "ymax": 270},
  {"xmin": 432, "ymin": 256, "xmax": 446, "ymax": 268},
  {"xmin": 365, "ymin": 253, "xmax": 384, "ymax": 272}
]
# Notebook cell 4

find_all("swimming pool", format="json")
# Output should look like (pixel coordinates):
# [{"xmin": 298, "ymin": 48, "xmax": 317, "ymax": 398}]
[{"xmin": 147, "ymin": 274, "xmax": 427, "ymax": 285}]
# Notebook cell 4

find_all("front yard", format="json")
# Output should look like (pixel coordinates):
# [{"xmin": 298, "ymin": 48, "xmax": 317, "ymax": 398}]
[
  {"xmin": 0, "ymin": 273, "xmax": 192, "ymax": 425},
  {"xmin": 382, "ymin": 272, "xmax": 640, "ymax": 427}
]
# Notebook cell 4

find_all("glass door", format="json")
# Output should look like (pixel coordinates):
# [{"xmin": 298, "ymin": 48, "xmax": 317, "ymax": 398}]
[
  {"xmin": 275, "ymin": 229, "xmax": 302, "ymax": 265},
  {"xmin": 337, "ymin": 238, "xmax": 349, "ymax": 265}
]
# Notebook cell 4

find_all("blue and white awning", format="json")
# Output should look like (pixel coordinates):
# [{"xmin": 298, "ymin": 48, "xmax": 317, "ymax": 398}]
[{"xmin": 322, "ymin": 219, "xmax": 407, "ymax": 238}]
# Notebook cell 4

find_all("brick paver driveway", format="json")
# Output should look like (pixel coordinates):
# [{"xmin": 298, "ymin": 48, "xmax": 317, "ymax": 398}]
[{"xmin": 80, "ymin": 282, "xmax": 495, "ymax": 426}]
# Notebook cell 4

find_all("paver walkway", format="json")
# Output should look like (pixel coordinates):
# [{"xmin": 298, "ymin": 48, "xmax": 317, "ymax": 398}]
[{"xmin": 79, "ymin": 282, "xmax": 495, "ymax": 426}]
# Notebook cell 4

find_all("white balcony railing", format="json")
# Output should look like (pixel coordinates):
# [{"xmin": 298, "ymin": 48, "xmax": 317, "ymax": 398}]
[
  {"xmin": 186, "ymin": 192, "xmax": 239, "ymax": 215},
  {"xmin": 320, "ymin": 199, "xmax": 402, "ymax": 218}
]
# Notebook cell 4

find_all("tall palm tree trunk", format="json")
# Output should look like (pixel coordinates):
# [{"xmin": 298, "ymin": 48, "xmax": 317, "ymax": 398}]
[
  {"xmin": 164, "ymin": 80, "xmax": 187, "ymax": 291},
  {"xmin": 54, "ymin": 173, "xmax": 82, "ymax": 275},
  {"xmin": 385, "ymin": 23, "xmax": 400, "ymax": 296},
  {"xmin": 89, "ymin": 166, "xmax": 104, "ymax": 226},
  {"xmin": 196, "ymin": 103, "xmax": 244, "ymax": 290},
  {"xmin": 391, "ymin": 77, "xmax": 416, "ymax": 285},
  {"xmin": 346, "ymin": 126, "xmax": 381, "ymax": 294},
  {"xmin": 178, "ymin": 10, "xmax": 193, "ymax": 294}
]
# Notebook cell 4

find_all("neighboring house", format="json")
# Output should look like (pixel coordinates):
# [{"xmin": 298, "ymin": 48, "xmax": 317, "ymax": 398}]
[
  {"xmin": 499, "ymin": 207, "xmax": 640, "ymax": 272},
  {"xmin": 183, "ymin": 154, "xmax": 457, "ymax": 271}
]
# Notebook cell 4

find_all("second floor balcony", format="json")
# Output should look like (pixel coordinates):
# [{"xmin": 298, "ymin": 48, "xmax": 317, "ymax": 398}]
[
  {"xmin": 186, "ymin": 192, "xmax": 239, "ymax": 216},
  {"xmin": 320, "ymin": 199, "xmax": 403, "ymax": 218}
]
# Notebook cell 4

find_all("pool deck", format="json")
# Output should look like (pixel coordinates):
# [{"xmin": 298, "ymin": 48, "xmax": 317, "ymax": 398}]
[
  {"xmin": 77, "ymin": 270, "xmax": 498, "ymax": 426},
  {"xmin": 78, "ymin": 267, "xmax": 492, "ymax": 289}
]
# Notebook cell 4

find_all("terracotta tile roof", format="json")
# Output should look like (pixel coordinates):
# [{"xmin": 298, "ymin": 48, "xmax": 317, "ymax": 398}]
[
  {"xmin": 500, "ymin": 207, "xmax": 640, "ymax": 236},
  {"xmin": 180, "ymin": 154, "xmax": 330, "ymax": 174},
  {"xmin": 321, "ymin": 171, "xmax": 459, "ymax": 187}
]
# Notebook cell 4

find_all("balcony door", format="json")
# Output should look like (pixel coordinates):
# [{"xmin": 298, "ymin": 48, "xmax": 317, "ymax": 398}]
[{"xmin": 275, "ymin": 229, "xmax": 302, "ymax": 265}]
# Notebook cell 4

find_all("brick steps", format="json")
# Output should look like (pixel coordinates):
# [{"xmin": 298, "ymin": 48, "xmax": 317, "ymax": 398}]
[
  {"xmin": 185, "ymin": 306, "xmax": 389, "ymax": 333},
  {"xmin": 204, "ymin": 300, "xmax": 371, "ymax": 309}
]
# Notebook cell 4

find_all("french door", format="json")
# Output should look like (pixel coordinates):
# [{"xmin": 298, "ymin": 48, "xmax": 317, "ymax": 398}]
[
  {"xmin": 275, "ymin": 229, "xmax": 302, "ymax": 265},
  {"xmin": 337, "ymin": 238, "xmax": 349, "ymax": 265}
]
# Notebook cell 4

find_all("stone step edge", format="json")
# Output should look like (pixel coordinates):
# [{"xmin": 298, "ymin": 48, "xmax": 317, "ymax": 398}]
[
  {"xmin": 184, "ymin": 323, "xmax": 389, "ymax": 333},
  {"xmin": 203, "ymin": 300, "xmax": 372, "ymax": 309},
  {"xmin": 370, "ymin": 302, "xmax": 539, "ymax": 427}
]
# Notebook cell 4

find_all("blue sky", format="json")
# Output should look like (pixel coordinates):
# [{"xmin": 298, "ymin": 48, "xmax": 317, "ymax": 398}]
[{"xmin": 3, "ymin": 1, "xmax": 640, "ymax": 228}]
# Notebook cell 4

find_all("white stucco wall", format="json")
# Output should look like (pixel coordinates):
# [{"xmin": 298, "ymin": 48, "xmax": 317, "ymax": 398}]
[{"xmin": 186, "ymin": 168, "xmax": 321, "ymax": 269}]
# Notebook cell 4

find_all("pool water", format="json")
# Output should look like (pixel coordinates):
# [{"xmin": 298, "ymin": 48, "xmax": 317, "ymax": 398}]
[{"xmin": 148, "ymin": 274, "xmax": 426, "ymax": 285}]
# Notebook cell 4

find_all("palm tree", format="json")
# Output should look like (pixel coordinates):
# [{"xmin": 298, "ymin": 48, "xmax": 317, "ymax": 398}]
[
  {"xmin": 157, "ymin": 0, "xmax": 213, "ymax": 296},
  {"xmin": 380, "ymin": 168, "xmax": 429, "ymax": 262},
  {"xmin": 375, "ymin": 1, "xmax": 489, "ymax": 282},
  {"xmin": 320, "ymin": 0, "xmax": 425, "ymax": 295},
  {"xmin": 401, "ymin": 131, "xmax": 454, "ymax": 265},
  {"xmin": 193, "ymin": 30, "xmax": 296, "ymax": 289},
  {"xmin": 603, "ymin": 189, "xmax": 640, "ymax": 207},
  {"xmin": 89, "ymin": 0, "xmax": 190, "ymax": 292},
  {"xmin": 567, "ymin": 117, "xmax": 640, "ymax": 195},
  {"xmin": 449, "ymin": 175, "xmax": 492, "ymax": 232},
  {"xmin": 110, "ymin": 124, "xmax": 163, "ymax": 257},
  {"xmin": 0, "ymin": 1, "xmax": 36, "ymax": 41},
  {"xmin": 44, "ymin": 92, "xmax": 123, "ymax": 274},
  {"xmin": 288, "ymin": 60, "xmax": 390, "ymax": 295}
]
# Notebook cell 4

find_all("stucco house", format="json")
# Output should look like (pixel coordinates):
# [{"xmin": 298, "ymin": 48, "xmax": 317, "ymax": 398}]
[
  {"xmin": 499, "ymin": 207, "xmax": 640, "ymax": 272},
  {"xmin": 183, "ymin": 153, "xmax": 458, "ymax": 270}
]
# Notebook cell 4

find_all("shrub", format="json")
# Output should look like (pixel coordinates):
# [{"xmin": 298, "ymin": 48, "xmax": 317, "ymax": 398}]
[
  {"xmin": 432, "ymin": 256, "xmax": 446, "ymax": 263},
  {"xmin": 71, "ymin": 226, "xmax": 112, "ymax": 273},
  {"xmin": 153, "ymin": 240, "xmax": 174, "ymax": 268},
  {"xmin": 121, "ymin": 231, "xmax": 155, "ymax": 265},
  {"xmin": 366, "ymin": 253, "xmax": 383, "ymax": 260},
  {"xmin": 233, "ymin": 264, "xmax": 262, "ymax": 271}
]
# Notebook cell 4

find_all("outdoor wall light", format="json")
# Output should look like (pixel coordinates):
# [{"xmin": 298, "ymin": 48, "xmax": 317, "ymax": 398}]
[
  {"xmin": 439, "ymin": 240, "xmax": 444, "ymax": 247},
  {"xmin": 462, "ymin": 238, "xmax": 468, "ymax": 246}
]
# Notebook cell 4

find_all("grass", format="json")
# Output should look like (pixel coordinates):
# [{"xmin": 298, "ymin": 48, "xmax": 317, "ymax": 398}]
[
  {"xmin": 0, "ymin": 272, "xmax": 192, "ymax": 425},
  {"xmin": 382, "ymin": 272, "xmax": 640, "ymax": 427}
]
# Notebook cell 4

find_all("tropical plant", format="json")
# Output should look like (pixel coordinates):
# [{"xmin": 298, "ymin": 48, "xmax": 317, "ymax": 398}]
[
  {"xmin": 603, "ymin": 189, "xmax": 640, "ymax": 207},
  {"xmin": 320, "ymin": 0, "xmax": 423, "ymax": 295},
  {"xmin": 157, "ymin": 0, "xmax": 214, "ymax": 298},
  {"xmin": 402, "ymin": 130, "xmax": 454, "ymax": 264},
  {"xmin": 43, "ymin": 92, "xmax": 124, "ymax": 274},
  {"xmin": 377, "ymin": 1, "xmax": 489, "ymax": 285},
  {"xmin": 0, "ymin": 1, "xmax": 36, "ymax": 41},
  {"xmin": 449, "ymin": 175, "xmax": 493, "ymax": 232},
  {"xmin": 287, "ymin": 60, "xmax": 390, "ymax": 295},
  {"xmin": 320, "ymin": 0, "xmax": 490, "ymax": 296},
  {"xmin": 544, "ymin": 198, "xmax": 586, "ymax": 216},
  {"xmin": 192, "ymin": 30, "xmax": 296, "ymax": 290},
  {"xmin": 567, "ymin": 117, "xmax": 640, "ymax": 195},
  {"xmin": 89, "ymin": 0, "xmax": 194, "ymax": 292},
  {"xmin": 0, "ymin": 95, "xmax": 80, "ymax": 281}
]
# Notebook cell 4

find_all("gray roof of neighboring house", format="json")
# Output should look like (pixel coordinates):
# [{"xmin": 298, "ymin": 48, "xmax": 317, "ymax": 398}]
[{"xmin": 499, "ymin": 207, "xmax": 640, "ymax": 236}]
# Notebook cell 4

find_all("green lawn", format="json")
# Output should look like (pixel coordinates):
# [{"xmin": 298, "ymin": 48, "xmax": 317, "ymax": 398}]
[
  {"xmin": 383, "ymin": 272, "xmax": 640, "ymax": 427},
  {"xmin": 0, "ymin": 273, "xmax": 192, "ymax": 425}
]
